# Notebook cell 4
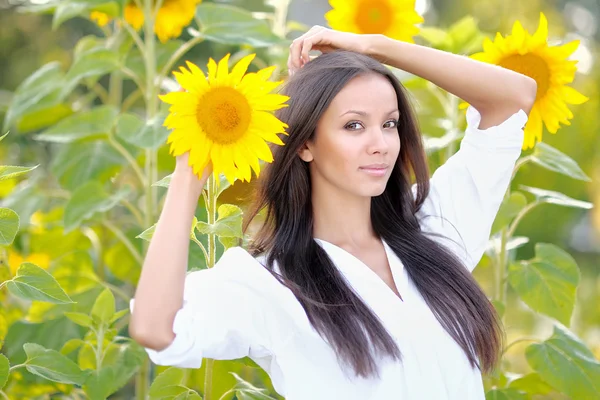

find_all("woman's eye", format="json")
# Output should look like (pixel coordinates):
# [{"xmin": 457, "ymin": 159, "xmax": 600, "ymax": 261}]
[
  {"xmin": 345, "ymin": 122, "xmax": 363, "ymax": 131},
  {"xmin": 384, "ymin": 119, "xmax": 399, "ymax": 129}
]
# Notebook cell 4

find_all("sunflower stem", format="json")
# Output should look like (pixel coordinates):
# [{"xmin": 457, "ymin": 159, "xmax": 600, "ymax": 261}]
[
  {"xmin": 135, "ymin": 1, "xmax": 159, "ymax": 399},
  {"xmin": 204, "ymin": 174, "xmax": 218, "ymax": 400}
]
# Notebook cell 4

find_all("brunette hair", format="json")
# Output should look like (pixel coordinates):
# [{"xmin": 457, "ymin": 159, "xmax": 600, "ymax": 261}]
[{"xmin": 243, "ymin": 50, "xmax": 502, "ymax": 378}]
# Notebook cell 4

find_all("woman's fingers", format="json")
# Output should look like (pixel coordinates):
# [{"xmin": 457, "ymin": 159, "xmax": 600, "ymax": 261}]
[{"xmin": 288, "ymin": 26, "xmax": 326, "ymax": 75}]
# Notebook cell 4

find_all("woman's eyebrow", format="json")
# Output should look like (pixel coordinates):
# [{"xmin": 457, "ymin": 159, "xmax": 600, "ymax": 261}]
[{"xmin": 339, "ymin": 109, "xmax": 400, "ymax": 117}]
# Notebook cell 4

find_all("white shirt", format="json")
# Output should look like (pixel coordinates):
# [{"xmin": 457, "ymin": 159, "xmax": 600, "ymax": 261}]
[{"xmin": 130, "ymin": 106, "xmax": 528, "ymax": 399}]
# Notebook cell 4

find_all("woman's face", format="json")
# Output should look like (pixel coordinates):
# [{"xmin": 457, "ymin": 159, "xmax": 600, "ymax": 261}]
[{"xmin": 300, "ymin": 73, "xmax": 401, "ymax": 198}]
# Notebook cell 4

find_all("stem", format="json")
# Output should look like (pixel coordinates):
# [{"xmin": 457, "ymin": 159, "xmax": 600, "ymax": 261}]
[
  {"xmin": 96, "ymin": 325, "xmax": 104, "ymax": 370},
  {"xmin": 102, "ymin": 220, "xmax": 143, "ymax": 265},
  {"xmin": 507, "ymin": 201, "xmax": 542, "ymax": 238},
  {"xmin": 497, "ymin": 227, "xmax": 508, "ymax": 304},
  {"xmin": 121, "ymin": 20, "xmax": 146, "ymax": 60},
  {"xmin": 157, "ymin": 35, "xmax": 205, "ymax": 84},
  {"xmin": 122, "ymin": 89, "xmax": 143, "ymax": 112},
  {"xmin": 0, "ymin": 280, "xmax": 9, "ymax": 291},
  {"xmin": 502, "ymin": 337, "xmax": 539, "ymax": 355},
  {"xmin": 122, "ymin": 66, "xmax": 147, "ymax": 96},
  {"xmin": 511, "ymin": 155, "xmax": 532, "ymax": 181},
  {"xmin": 204, "ymin": 174, "xmax": 218, "ymax": 400},
  {"xmin": 88, "ymin": 83, "xmax": 110, "ymax": 104},
  {"xmin": 0, "ymin": 391, "xmax": 9, "ymax": 400},
  {"xmin": 108, "ymin": 71, "xmax": 123, "ymax": 107},
  {"xmin": 121, "ymin": 198, "xmax": 145, "ymax": 226},
  {"xmin": 81, "ymin": 226, "xmax": 105, "ymax": 281},
  {"xmin": 191, "ymin": 235, "xmax": 209, "ymax": 266},
  {"xmin": 9, "ymin": 364, "xmax": 25, "ymax": 372},
  {"xmin": 136, "ymin": 1, "xmax": 159, "ymax": 398},
  {"xmin": 108, "ymin": 135, "xmax": 147, "ymax": 187}
]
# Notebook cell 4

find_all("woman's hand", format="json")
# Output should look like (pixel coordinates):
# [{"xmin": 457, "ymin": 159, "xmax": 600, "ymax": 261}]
[
  {"xmin": 287, "ymin": 26, "xmax": 375, "ymax": 75},
  {"xmin": 174, "ymin": 152, "xmax": 212, "ymax": 195}
]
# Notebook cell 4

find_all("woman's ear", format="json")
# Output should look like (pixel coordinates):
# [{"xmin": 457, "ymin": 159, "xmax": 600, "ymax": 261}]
[{"xmin": 298, "ymin": 142, "xmax": 314, "ymax": 162}]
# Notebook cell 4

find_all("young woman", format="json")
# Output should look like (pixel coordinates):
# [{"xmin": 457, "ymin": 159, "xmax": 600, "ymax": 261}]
[{"xmin": 130, "ymin": 26, "xmax": 536, "ymax": 399}]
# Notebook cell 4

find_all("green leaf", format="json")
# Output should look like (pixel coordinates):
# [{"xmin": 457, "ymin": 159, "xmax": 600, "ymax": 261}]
[
  {"xmin": 64, "ymin": 48, "xmax": 120, "ymax": 93},
  {"xmin": 230, "ymin": 372, "xmax": 275, "ymax": 399},
  {"xmin": 0, "ymin": 312, "xmax": 7, "ymax": 350},
  {"xmin": 0, "ymin": 354, "xmax": 9, "ymax": 389},
  {"xmin": 531, "ymin": 142, "xmax": 591, "ymax": 181},
  {"xmin": 0, "ymin": 165, "xmax": 39, "ymax": 181},
  {"xmin": 116, "ymin": 112, "xmax": 170, "ymax": 149},
  {"xmin": 83, "ymin": 367, "xmax": 117, "ymax": 400},
  {"xmin": 60, "ymin": 338, "xmax": 86, "ymax": 356},
  {"xmin": 63, "ymin": 181, "xmax": 131, "ymax": 232},
  {"xmin": 196, "ymin": 204, "xmax": 243, "ymax": 238},
  {"xmin": 35, "ymin": 106, "xmax": 119, "ymax": 143},
  {"xmin": 0, "ymin": 207, "xmax": 19, "ymax": 246},
  {"xmin": 491, "ymin": 300, "xmax": 505, "ymax": 319},
  {"xmin": 519, "ymin": 185, "xmax": 593, "ymax": 210},
  {"xmin": 17, "ymin": 103, "xmax": 74, "ymax": 133},
  {"xmin": 6, "ymin": 263, "xmax": 74, "ymax": 304},
  {"xmin": 91, "ymin": 288, "xmax": 115, "ymax": 325},
  {"xmin": 109, "ymin": 309, "xmax": 129, "ymax": 325},
  {"xmin": 108, "ymin": 340, "xmax": 146, "ymax": 393},
  {"xmin": 64, "ymin": 312, "xmax": 94, "ymax": 328},
  {"xmin": 508, "ymin": 243, "xmax": 579, "ymax": 325},
  {"xmin": 485, "ymin": 388, "xmax": 527, "ymax": 400},
  {"xmin": 152, "ymin": 173, "xmax": 172, "ymax": 188},
  {"xmin": 491, "ymin": 191, "xmax": 528, "ymax": 234},
  {"xmin": 0, "ymin": 132, "xmax": 8, "ymax": 142},
  {"xmin": 447, "ymin": 16, "xmax": 485, "ymax": 53},
  {"xmin": 418, "ymin": 27, "xmax": 452, "ymax": 49},
  {"xmin": 219, "ymin": 236, "xmax": 240, "ymax": 250},
  {"xmin": 23, "ymin": 343, "xmax": 88, "ymax": 385},
  {"xmin": 195, "ymin": 3, "xmax": 283, "ymax": 47},
  {"xmin": 104, "ymin": 241, "xmax": 141, "ymax": 284},
  {"xmin": 508, "ymin": 373, "xmax": 555, "ymax": 395},
  {"xmin": 136, "ymin": 224, "xmax": 156, "ymax": 242},
  {"xmin": 51, "ymin": 139, "xmax": 126, "ymax": 190},
  {"xmin": 149, "ymin": 367, "xmax": 187, "ymax": 399},
  {"xmin": 526, "ymin": 326, "xmax": 600, "ymax": 399},
  {"xmin": 53, "ymin": 0, "xmax": 119, "ymax": 29},
  {"xmin": 3, "ymin": 62, "xmax": 65, "ymax": 131}
]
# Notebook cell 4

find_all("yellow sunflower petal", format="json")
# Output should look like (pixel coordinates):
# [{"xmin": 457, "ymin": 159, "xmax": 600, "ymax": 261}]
[
  {"xmin": 524, "ymin": 107, "xmax": 543, "ymax": 149},
  {"xmin": 207, "ymin": 58, "xmax": 218, "ymax": 83},
  {"xmin": 530, "ymin": 13, "xmax": 548, "ymax": 47},
  {"xmin": 559, "ymin": 86, "xmax": 589, "ymax": 104},
  {"xmin": 216, "ymin": 54, "xmax": 231, "ymax": 86},
  {"xmin": 230, "ymin": 54, "xmax": 256, "ymax": 87}
]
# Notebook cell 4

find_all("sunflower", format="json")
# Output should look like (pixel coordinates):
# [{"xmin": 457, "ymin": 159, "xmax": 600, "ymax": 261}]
[
  {"xmin": 90, "ymin": 0, "xmax": 200, "ymax": 43},
  {"xmin": 325, "ymin": 0, "xmax": 423, "ymax": 43},
  {"xmin": 471, "ymin": 12, "xmax": 588, "ymax": 149},
  {"xmin": 160, "ymin": 54, "xmax": 289, "ymax": 183}
]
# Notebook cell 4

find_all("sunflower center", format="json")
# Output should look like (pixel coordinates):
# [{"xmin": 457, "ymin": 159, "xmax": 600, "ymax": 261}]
[
  {"xmin": 498, "ymin": 53, "xmax": 550, "ymax": 98},
  {"xmin": 196, "ymin": 87, "xmax": 251, "ymax": 144},
  {"xmin": 355, "ymin": 1, "xmax": 393, "ymax": 34}
]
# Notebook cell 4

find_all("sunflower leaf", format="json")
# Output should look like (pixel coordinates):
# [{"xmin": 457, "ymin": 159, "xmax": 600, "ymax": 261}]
[
  {"xmin": 519, "ymin": 185, "xmax": 593, "ymax": 210},
  {"xmin": 23, "ymin": 343, "xmax": 88, "ymax": 385},
  {"xmin": 508, "ymin": 243, "xmax": 579, "ymax": 325},
  {"xmin": 526, "ymin": 326, "xmax": 600, "ymax": 399},
  {"xmin": 508, "ymin": 373, "xmax": 555, "ymax": 396},
  {"xmin": 35, "ymin": 106, "xmax": 119, "ymax": 143},
  {"xmin": 6, "ymin": 263, "xmax": 74, "ymax": 304},
  {"xmin": 3, "ymin": 62, "xmax": 66, "ymax": 131},
  {"xmin": 63, "ymin": 181, "xmax": 131, "ymax": 232},
  {"xmin": 196, "ymin": 205, "xmax": 243, "ymax": 239},
  {"xmin": 195, "ymin": 3, "xmax": 283, "ymax": 48},
  {"xmin": 0, "ymin": 207, "xmax": 19, "ymax": 246},
  {"xmin": 116, "ymin": 112, "xmax": 170, "ymax": 150},
  {"xmin": 531, "ymin": 142, "xmax": 591, "ymax": 182}
]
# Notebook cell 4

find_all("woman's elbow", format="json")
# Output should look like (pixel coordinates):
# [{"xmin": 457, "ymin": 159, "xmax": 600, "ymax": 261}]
[
  {"xmin": 129, "ymin": 322, "xmax": 175, "ymax": 351},
  {"xmin": 518, "ymin": 75, "xmax": 537, "ymax": 114}
]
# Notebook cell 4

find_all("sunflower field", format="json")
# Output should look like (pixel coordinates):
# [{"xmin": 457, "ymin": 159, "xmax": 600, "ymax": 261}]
[{"xmin": 1, "ymin": 0, "xmax": 599, "ymax": 399}]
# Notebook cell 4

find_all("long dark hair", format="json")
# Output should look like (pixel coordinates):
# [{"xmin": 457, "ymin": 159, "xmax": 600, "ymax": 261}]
[{"xmin": 243, "ymin": 51, "xmax": 502, "ymax": 378}]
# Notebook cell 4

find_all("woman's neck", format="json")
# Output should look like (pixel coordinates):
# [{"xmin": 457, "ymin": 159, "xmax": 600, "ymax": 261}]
[{"xmin": 311, "ymin": 183, "xmax": 376, "ymax": 247}]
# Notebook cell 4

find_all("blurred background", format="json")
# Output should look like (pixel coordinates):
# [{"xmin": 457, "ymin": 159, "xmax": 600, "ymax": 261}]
[{"xmin": 0, "ymin": 0, "xmax": 598, "ymax": 398}]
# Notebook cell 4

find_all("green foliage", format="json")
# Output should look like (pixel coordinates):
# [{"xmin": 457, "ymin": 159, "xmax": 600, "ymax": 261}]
[{"xmin": 0, "ymin": 1, "xmax": 596, "ymax": 399}]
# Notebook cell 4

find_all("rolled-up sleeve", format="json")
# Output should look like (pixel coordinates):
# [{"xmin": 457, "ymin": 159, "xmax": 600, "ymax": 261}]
[
  {"xmin": 416, "ymin": 105, "xmax": 528, "ymax": 271},
  {"xmin": 129, "ymin": 247, "xmax": 272, "ymax": 368}
]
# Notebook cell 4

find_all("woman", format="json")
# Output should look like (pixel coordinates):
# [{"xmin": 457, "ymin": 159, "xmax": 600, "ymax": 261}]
[{"xmin": 130, "ymin": 26, "xmax": 536, "ymax": 399}]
